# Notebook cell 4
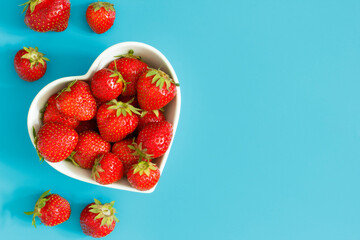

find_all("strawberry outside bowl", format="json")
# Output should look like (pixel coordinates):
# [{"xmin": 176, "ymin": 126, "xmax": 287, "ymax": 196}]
[{"xmin": 27, "ymin": 42, "xmax": 181, "ymax": 193}]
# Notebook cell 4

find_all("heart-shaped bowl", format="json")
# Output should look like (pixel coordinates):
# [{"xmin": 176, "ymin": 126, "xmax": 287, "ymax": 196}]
[{"xmin": 27, "ymin": 42, "xmax": 181, "ymax": 193}]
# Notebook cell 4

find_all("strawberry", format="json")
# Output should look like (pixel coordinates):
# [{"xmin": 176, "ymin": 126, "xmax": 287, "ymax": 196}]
[
  {"xmin": 112, "ymin": 138, "xmax": 140, "ymax": 173},
  {"xmin": 137, "ymin": 68, "xmax": 179, "ymax": 111},
  {"xmin": 136, "ymin": 121, "xmax": 173, "ymax": 158},
  {"xmin": 14, "ymin": 46, "xmax": 49, "ymax": 82},
  {"xmin": 108, "ymin": 50, "xmax": 148, "ymax": 96},
  {"xmin": 56, "ymin": 80, "xmax": 97, "ymax": 121},
  {"xmin": 34, "ymin": 122, "xmax": 78, "ymax": 163},
  {"xmin": 80, "ymin": 199, "xmax": 119, "ymax": 238},
  {"xmin": 96, "ymin": 99, "xmax": 140, "ymax": 142},
  {"xmin": 24, "ymin": 190, "xmax": 71, "ymax": 227},
  {"xmin": 137, "ymin": 110, "xmax": 165, "ymax": 133},
  {"xmin": 43, "ymin": 94, "xmax": 80, "ymax": 129},
  {"xmin": 75, "ymin": 119, "xmax": 98, "ymax": 133},
  {"xmin": 127, "ymin": 161, "xmax": 160, "ymax": 191},
  {"xmin": 21, "ymin": 0, "xmax": 71, "ymax": 32},
  {"xmin": 86, "ymin": 1, "xmax": 115, "ymax": 34},
  {"xmin": 70, "ymin": 131, "xmax": 111, "ymax": 169},
  {"xmin": 92, "ymin": 152, "xmax": 124, "ymax": 184},
  {"xmin": 91, "ymin": 68, "xmax": 125, "ymax": 101},
  {"xmin": 118, "ymin": 95, "xmax": 139, "ymax": 107}
]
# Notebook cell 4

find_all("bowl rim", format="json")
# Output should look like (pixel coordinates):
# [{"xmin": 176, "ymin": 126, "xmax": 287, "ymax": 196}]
[{"xmin": 27, "ymin": 41, "xmax": 181, "ymax": 193}]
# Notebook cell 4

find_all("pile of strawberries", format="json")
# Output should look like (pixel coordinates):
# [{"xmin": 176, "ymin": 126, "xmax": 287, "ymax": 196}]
[
  {"xmin": 25, "ymin": 190, "xmax": 120, "ymax": 238},
  {"xmin": 33, "ymin": 50, "xmax": 179, "ymax": 191}
]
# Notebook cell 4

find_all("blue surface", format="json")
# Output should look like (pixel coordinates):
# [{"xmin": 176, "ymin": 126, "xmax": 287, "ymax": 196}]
[{"xmin": 1, "ymin": 0, "xmax": 360, "ymax": 239}]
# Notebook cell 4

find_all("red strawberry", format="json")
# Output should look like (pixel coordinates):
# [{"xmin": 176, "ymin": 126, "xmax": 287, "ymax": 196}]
[
  {"xmin": 24, "ymin": 190, "xmax": 71, "ymax": 227},
  {"xmin": 108, "ymin": 50, "xmax": 148, "ymax": 96},
  {"xmin": 137, "ymin": 68, "xmax": 179, "ymax": 111},
  {"xmin": 34, "ymin": 122, "xmax": 78, "ymax": 162},
  {"xmin": 118, "ymin": 95, "xmax": 139, "ymax": 107},
  {"xmin": 14, "ymin": 46, "xmax": 49, "ymax": 82},
  {"xmin": 127, "ymin": 161, "xmax": 160, "ymax": 191},
  {"xmin": 92, "ymin": 152, "xmax": 124, "ymax": 184},
  {"xmin": 21, "ymin": 0, "xmax": 71, "ymax": 32},
  {"xmin": 136, "ymin": 121, "xmax": 173, "ymax": 158},
  {"xmin": 80, "ymin": 199, "xmax": 119, "ymax": 238},
  {"xmin": 96, "ymin": 99, "xmax": 140, "ymax": 142},
  {"xmin": 70, "ymin": 131, "xmax": 111, "ymax": 169},
  {"xmin": 112, "ymin": 138, "xmax": 140, "ymax": 173},
  {"xmin": 137, "ymin": 110, "xmax": 165, "ymax": 132},
  {"xmin": 43, "ymin": 94, "xmax": 80, "ymax": 129},
  {"xmin": 56, "ymin": 80, "xmax": 97, "ymax": 121},
  {"xmin": 86, "ymin": 1, "xmax": 115, "ymax": 34},
  {"xmin": 91, "ymin": 68, "xmax": 125, "ymax": 101},
  {"xmin": 75, "ymin": 119, "xmax": 98, "ymax": 133}
]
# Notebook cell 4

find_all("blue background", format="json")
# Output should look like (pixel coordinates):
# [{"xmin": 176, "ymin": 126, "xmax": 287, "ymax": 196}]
[{"xmin": 1, "ymin": 0, "xmax": 360, "ymax": 239}]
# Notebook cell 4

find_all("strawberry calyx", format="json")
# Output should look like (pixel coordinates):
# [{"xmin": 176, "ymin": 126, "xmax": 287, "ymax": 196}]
[
  {"xmin": 56, "ymin": 80, "xmax": 77, "ymax": 99},
  {"xmin": 24, "ymin": 190, "xmax": 51, "ymax": 228},
  {"xmin": 140, "ymin": 108, "xmax": 164, "ymax": 118},
  {"xmin": 128, "ymin": 140, "xmax": 153, "ymax": 161},
  {"xmin": 66, "ymin": 151, "xmax": 79, "ymax": 167},
  {"xmin": 89, "ymin": 1, "xmax": 115, "ymax": 12},
  {"xmin": 131, "ymin": 161, "xmax": 158, "ymax": 176},
  {"xmin": 106, "ymin": 99, "xmax": 141, "ymax": 117},
  {"xmin": 114, "ymin": 49, "xmax": 142, "ymax": 60},
  {"xmin": 88, "ymin": 199, "xmax": 119, "ymax": 227},
  {"xmin": 91, "ymin": 154, "xmax": 105, "ymax": 181},
  {"xmin": 21, "ymin": 47, "xmax": 49, "ymax": 68},
  {"xmin": 32, "ymin": 126, "xmax": 44, "ymax": 162},
  {"xmin": 109, "ymin": 61, "xmax": 128, "ymax": 92},
  {"xmin": 20, "ymin": 0, "xmax": 41, "ymax": 13},
  {"xmin": 146, "ymin": 68, "xmax": 180, "ymax": 91}
]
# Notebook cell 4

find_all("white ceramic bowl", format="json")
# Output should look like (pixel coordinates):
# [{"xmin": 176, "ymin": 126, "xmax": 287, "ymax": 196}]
[{"xmin": 27, "ymin": 42, "xmax": 181, "ymax": 193}]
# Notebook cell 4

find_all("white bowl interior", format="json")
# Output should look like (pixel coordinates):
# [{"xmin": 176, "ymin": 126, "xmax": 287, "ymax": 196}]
[{"xmin": 27, "ymin": 42, "xmax": 181, "ymax": 193}]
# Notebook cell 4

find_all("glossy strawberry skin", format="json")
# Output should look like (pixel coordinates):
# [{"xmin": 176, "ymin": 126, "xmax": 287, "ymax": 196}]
[
  {"xmin": 112, "ymin": 138, "xmax": 139, "ymax": 173},
  {"xmin": 37, "ymin": 122, "xmax": 78, "ymax": 162},
  {"xmin": 91, "ymin": 68, "xmax": 123, "ymax": 101},
  {"xmin": 14, "ymin": 49, "xmax": 46, "ymax": 81},
  {"xmin": 118, "ymin": 95, "xmax": 139, "ymax": 107},
  {"xmin": 80, "ymin": 203, "xmax": 115, "ymax": 238},
  {"xmin": 93, "ymin": 152, "xmax": 124, "ymax": 185},
  {"xmin": 108, "ymin": 58, "xmax": 148, "ymax": 96},
  {"xmin": 96, "ymin": 103, "xmax": 139, "ymax": 142},
  {"xmin": 39, "ymin": 194, "xmax": 71, "ymax": 226},
  {"xmin": 73, "ymin": 131, "xmax": 111, "ymax": 169},
  {"xmin": 127, "ymin": 162, "xmax": 160, "ymax": 191},
  {"xmin": 24, "ymin": 0, "xmax": 71, "ymax": 32},
  {"xmin": 136, "ymin": 121, "xmax": 173, "ymax": 158},
  {"xmin": 86, "ymin": 2, "xmax": 115, "ymax": 34},
  {"xmin": 43, "ymin": 94, "xmax": 80, "ymax": 129},
  {"xmin": 137, "ymin": 111, "xmax": 165, "ymax": 133},
  {"xmin": 56, "ymin": 81, "xmax": 97, "ymax": 121},
  {"xmin": 137, "ymin": 70, "xmax": 177, "ymax": 111},
  {"xmin": 75, "ymin": 119, "xmax": 98, "ymax": 133}
]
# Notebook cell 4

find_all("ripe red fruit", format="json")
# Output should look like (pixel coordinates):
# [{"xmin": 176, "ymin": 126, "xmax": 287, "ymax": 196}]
[
  {"xmin": 91, "ymin": 68, "xmax": 125, "ymax": 101},
  {"xmin": 92, "ymin": 152, "xmax": 124, "ymax": 185},
  {"xmin": 137, "ymin": 68, "xmax": 179, "ymax": 111},
  {"xmin": 137, "ymin": 110, "xmax": 165, "ymax": 132},
  {"xmin": 108, "ymin": 50, "xmax": 148, "ymax": 96},
  {"xmin": 21, "ymin": 0, "xmax": 71, "ymax": 32},
  {"xmin": 34, "ymin": 122, "xmax": 78, "ymax": 163},
  {"xmin": 118, "ymin": 95, "xmax": 139, "ymax": 107},
  {"xmin": 43, "ymin": 94, "xmax": 80, "ymax": 129},
  {"xmin": 112, "ymin": 138, "xmax": 139, "ymax": 173},
  {"xmin": 127, "ymin": 161, "xmax": 160, "ymax": 191},
  {"xmin": 86, "ymin": 1, "xmax": 115, "ymax": 34},
  {"xmin": 75, "ymin": 119, "xmax": 98, "ymax": 133},
  {"xmin": 14, "ymin": 47, "xmax": 49, "ymax": 82},
  {"xmin": 136, "ymin": 121, "xmax": 173, "ymax": 158},
  {"xmin": 80, "ymin": 199, "xmax": 119, "ymax": 238},
  {"xmin": 71, "ymin": 131, "xmax": 111, "ymax": 169},
  {"xmin": 24, "ymin": 190, "xmax": 71, "ymax": 227},
  {"xmin": 97, "ymin": 99, "xmax": 140, "ymax": 142},
  {"xmin": 56, "ymin": 80, "xmax": 97, "ymax": 121}
]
